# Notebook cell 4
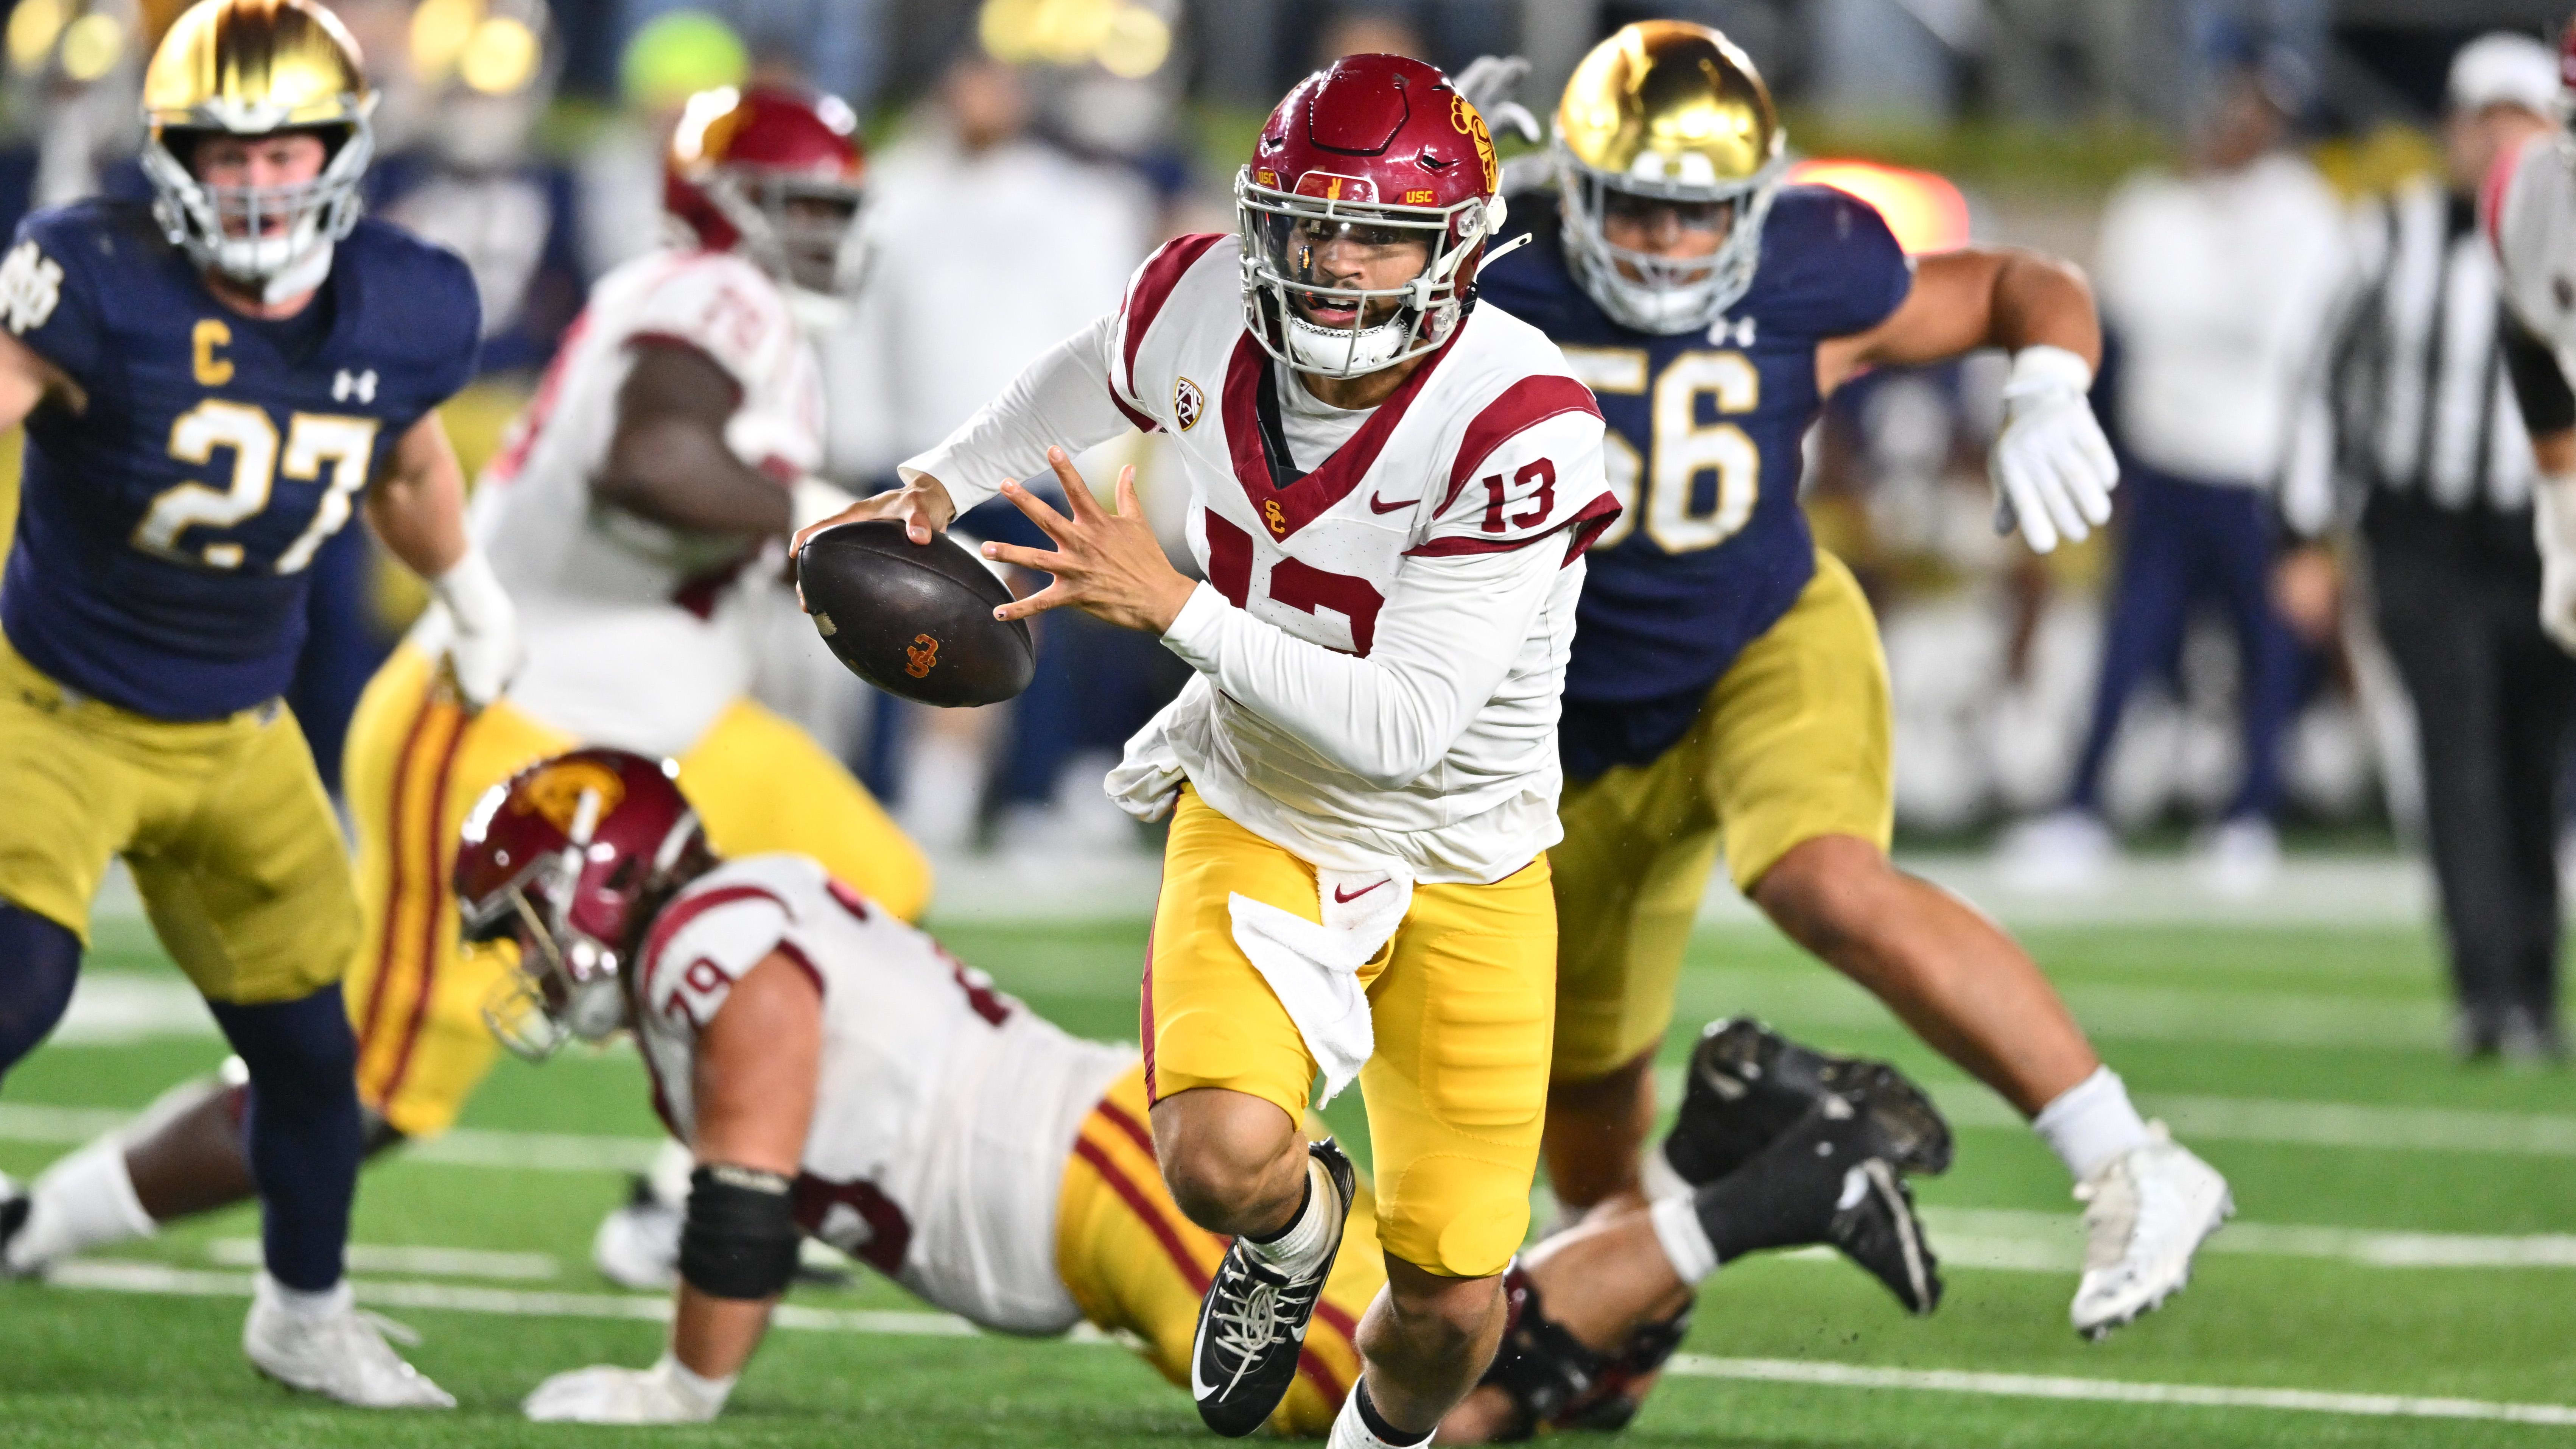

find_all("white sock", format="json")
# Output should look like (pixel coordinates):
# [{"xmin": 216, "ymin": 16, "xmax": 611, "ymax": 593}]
[
  {"xmin": 1639, "ymin": 1141, "xmax": 1693, "ymax": 1202},
  {"xmin": 259, "ymin": 1272, "xmax": 352, "ymax": 1324},
  {"xmin": 1243, "ymin": 1153, "xmax": 1339, "ymax": 1280},
  {"xmin": 1328, "ymin": 1379, "xmax": 1433, "ymax": 1449},
  {"xmin": 8, "ymin": 1138, "xmax": 157, "ymax": 1273},
  {"xmin": 2032, "ymin": 1067, "xmax": 2151, "ymax": 1181},
  {"xmin": 1647, "ymin": 1192, "xmax": 1720, "ymax": 1285}
]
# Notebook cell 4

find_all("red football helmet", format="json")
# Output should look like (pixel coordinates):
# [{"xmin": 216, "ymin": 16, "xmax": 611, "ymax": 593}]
[
  {"xmin": 665, "ymin": 84, "xmax": 870, "ymax": 315},
  {"xmin": 1237, "ymin": 54, "xmax": 1512, "ymax": 378},
  {"xmin": 454, "ymin": 748, "xmax": 708, "ymax": 1059}
]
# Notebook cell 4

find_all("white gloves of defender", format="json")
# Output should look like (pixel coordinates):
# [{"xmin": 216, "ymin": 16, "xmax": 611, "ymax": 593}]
[
  {"xmin": 2533, "ymin": 473, "xmax": 2576, "ymax": 654},
  {"xmin": 523, "ymin": 1354, "xmax": 735, "ymax": 1423},
  {"xmin": 428, "ymin": 546, "xmax": 520, "ymax": 710},
  {"xmin": 1990, "ymin": 345, "xmax": 2119, "ymax": 555}
]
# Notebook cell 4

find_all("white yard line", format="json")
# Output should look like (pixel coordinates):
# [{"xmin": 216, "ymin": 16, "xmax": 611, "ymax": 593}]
[
  {"xmin": 31, "ymin": 1262, "xmax": 2573, "ymax": 1427},
  {"xmin": 202, "ymin": 1239, "xmax": 559, "ymax": 1281},
  {"xmin": 1915, "ymin": 1209, "xmax": 2576, "ymax": 1273},
  {"xmin": 1659, "ymin": 1355, "xmax": 2576, "ymax": 1427},
  {"xmin": 0, "ymin": 1103, "xmax": 662, "ymax": 1172}
]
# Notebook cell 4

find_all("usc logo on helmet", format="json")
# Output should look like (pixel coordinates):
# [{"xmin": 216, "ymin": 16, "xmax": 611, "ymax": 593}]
[
  {"xmin": 906, "ymin": 633, "xmax": 940, "ymax": 678},
  {"xmin": 1450, "ymin": 95, "xmax": 1497, "ymax": 193},
  {"xmin": 514, "ymin": 759, "xmax": 627, "ymax": 833}
]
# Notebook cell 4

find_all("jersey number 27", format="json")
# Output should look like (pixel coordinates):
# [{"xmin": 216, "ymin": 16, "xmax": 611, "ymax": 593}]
[{"xmin": 133, "ymin": 400, "xmax": 380, "ymax": 573}]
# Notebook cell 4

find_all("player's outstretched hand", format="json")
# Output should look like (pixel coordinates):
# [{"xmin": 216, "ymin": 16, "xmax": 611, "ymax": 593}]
[
  {"xmin": 1989, "ymin": 344, "xmax": 2117, "ymax": 555},
  {"xmin": 1452, "ymin": 54, "xmax": 1542, "ymax": 143},
  {"xmin": 522, "ymin": 1358, "xmax": 730, "ymax": 1423},
  {"xmin": 983, "ymin": 446, "xmax": 1197, "ymax": 635}
]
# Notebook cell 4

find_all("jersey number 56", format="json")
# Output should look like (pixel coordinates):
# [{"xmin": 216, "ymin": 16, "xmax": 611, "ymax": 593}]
[{"xmin": 1563, "ymin": 349, "xmax": 1759, "ymax": 555}]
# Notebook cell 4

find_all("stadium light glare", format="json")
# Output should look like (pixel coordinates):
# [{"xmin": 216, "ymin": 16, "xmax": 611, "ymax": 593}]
[{"xmin": 1788, "ymin": 158, "xmax": 1972, "ymax": 254}]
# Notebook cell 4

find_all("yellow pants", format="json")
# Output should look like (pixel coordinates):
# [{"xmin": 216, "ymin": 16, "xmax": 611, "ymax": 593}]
[
  {"xmin": 1551, "ymin": 550, "xmax": 1893, "ymax": 1080},
  {"xmin": 343, "ymin": 643, "xmax": 931, "ymax": 1136},
  {"xmin": 1057, "ymin": 1064, "xmax": 1385, "ymax": 1437},
  {"xmin": 0, "ymin": 627, "xmax": 355, "ymax": 1003},
  {"xmin": 1143, "ymin": 789, "xmax": 1554, "ymax": 1279}
]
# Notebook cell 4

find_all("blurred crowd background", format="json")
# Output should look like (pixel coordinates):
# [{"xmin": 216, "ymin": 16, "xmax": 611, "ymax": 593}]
[{"xmin": 0, "ymin": 0, "xmax": 2555, "ymax": 887}]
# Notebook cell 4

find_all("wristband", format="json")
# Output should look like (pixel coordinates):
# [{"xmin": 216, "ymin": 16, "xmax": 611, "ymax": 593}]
[
  {"xmin": 2002, "ymin": 344, "xmax": 2094, "ymax": 400},
  {"xmin": 652, "ymin": 1352, "xmax": 737, "ymax": 1418},
  {"xmin": 430, "ymin": 545, "xmax": 511, "ymax": 633}
]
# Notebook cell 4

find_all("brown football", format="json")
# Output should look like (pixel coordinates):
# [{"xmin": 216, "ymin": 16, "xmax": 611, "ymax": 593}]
[{"xmin": 796, "ymin": 520, "xmax": 1035, "ymax": 707}]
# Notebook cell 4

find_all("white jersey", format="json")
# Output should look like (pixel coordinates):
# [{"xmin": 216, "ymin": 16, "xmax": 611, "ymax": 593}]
[
  {"xmin": 903, "ymin": 235, "xmax": 1616, "ymax": 884},
  {"xmin": 632, "ymin": 855, "xmax": 1132, "ymax": 1334},
  {"xmin": 467, "ymin": 248, "xmax": 823, "ymax": 757},
  {"xmin": 2490, "ymin": 132, "xmax": 2576, "ymax": 370}
]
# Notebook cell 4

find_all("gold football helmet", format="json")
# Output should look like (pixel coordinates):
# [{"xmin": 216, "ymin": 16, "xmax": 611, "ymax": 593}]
[
  {"xmin": 136, "ymin": 0, "xmax": 375, "ymax": 294},
  {"xmin": 1552, "ymin": 20, "xmax": 1785, "ymax": 333}
]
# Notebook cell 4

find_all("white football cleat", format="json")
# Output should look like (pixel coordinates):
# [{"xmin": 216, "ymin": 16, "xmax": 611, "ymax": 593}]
[
  {"xmin": 2070, "ymin": 1123, "xmax": 2231, "ymax": 1339},
  {"xmin": 243, "ymin": 1274, "xmax": 455, "ymax": 1409},
  {"xmin": 591, "ymin": 1178, "xmax": 683, "ymax": 1292}
]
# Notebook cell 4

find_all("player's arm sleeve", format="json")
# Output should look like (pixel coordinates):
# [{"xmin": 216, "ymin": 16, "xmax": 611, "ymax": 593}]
[
  {"xmin": 623, "ymin": 260, "xmax": 792, "ymax": 401},
  {"xmin": 0, "ymin": 215, "xmax": 106, "ymax": 388},
  {"xmin": 639, "ymin": 891, "xmax": 806, "ymax": 1035},
  {"xmin": 1414, "ymin": 407, "xmax": 1619, "ymax": 555},
  {"xmin": 2503, "ymin": 308, "xmax": 2576, "ymax": 438},
  {"xmin": 1160, "ymin": 539, "xmax": 1565, "ymax": 789},
  {"xmin": 895, "ymin": 309, "xmax": 1133, "ymax": 514}
]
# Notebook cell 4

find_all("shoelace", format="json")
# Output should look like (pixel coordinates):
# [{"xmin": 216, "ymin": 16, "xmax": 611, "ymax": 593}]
[{"xmin": 1205, "ymin": 1267, "xmax": 1316, "ymax": 1396}]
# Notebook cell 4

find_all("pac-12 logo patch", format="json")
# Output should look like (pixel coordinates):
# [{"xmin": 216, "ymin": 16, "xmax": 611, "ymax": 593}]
[{"xmin": 1173, "ymin": 375, "xmax": 1206, "ymax": 432}]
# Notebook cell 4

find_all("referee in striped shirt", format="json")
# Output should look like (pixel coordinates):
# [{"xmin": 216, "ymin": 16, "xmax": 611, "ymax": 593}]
[{"xmin": 2281, "ymin": 34, "xmax": 2572, "ymax": 1062}]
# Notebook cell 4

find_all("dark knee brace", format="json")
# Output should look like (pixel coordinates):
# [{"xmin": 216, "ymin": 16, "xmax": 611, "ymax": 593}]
[
  {"xmin": 206, "ymin": 985, "xmax": 361, "ymax": 1292},
  {"xmin": 1479, "ymin": 1267, "xmax": 1697, "ymax": 1438},
  {"xmin": 0, "ymin": 903, "xmax": 82, "ymax": 1077}
]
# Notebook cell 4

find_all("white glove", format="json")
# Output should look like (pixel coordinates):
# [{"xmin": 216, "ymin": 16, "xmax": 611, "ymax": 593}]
[
  {"xmin": 790, "ymin": 475, "xmax": 859, "ymax": 536},
  {"xmin": 2533, "ymin": 472, "xmax": 2576, "ymax": 654},
  {"xmin": 523, "ymin": 1354, "xmax": 735, "ymax": 1423},
  {"xmin": 1989, "ymin": 344, "xmax": 2118, "ymax": 554},
  {"xmin": 429, "ymin": 545, "xmax": 520, "ymax": 710},
  {"xmin": 1452, "ymin": 53, "xmax": 1542, "ymax": 144}
]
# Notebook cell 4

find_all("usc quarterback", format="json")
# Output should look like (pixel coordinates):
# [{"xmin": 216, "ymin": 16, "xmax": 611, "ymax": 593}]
[
  {"xmin": 1464, "ymin": 22, "xmax": 2230, "ymax": 1339},
  {"xmin": 802, "ymin": 54, "xmax": 1619, "ymax": 1448},
  {"xmin": 0, "ymin": 0, "xmax": 495, "ymax": 1406},
  {"xmin": 1, "ymin": 86, "xmax": 930, "ymax": 1301},
  {"xmin": 457, "ymin": 749, "xmax": 1942, "ymax": 1434}
]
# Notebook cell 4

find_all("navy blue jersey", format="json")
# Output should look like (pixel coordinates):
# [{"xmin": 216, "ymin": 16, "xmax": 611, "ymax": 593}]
[
  {"xmin": 1477, "ymin": 185, "xmax": 1913, "ymax": 779},
  {"xmin": 0, "ymin": 200, "xmax": 479, "ymax": 720}
]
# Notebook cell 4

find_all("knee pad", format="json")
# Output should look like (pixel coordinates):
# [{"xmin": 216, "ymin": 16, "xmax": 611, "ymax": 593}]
[{"xmin": 0, "ymin": 903, "xmax": 82, "ymax": 1073}]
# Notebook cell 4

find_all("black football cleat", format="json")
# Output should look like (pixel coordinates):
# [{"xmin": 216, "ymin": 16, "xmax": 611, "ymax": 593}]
[
  {"xmin": 1697, "ymin": 1103, "xmax": 1943, "ymax": 1315},
  {"xmin": 1662, "ymin": 1017, "xmax": 1953, "ymax": 1187},
  {"xmin": 1188, "ymin": 1138, "xmax": 1356, "ymax": 1437}
]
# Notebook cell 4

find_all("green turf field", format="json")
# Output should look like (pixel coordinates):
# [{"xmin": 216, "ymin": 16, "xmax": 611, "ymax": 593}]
[{"xmin": 4, "ymin": 911, "xmax": 2574, "ymax": 1447}]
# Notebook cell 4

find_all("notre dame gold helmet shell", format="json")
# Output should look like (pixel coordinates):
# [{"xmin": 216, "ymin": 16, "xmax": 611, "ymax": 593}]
[
  {"xmin": 1552, "ymin": 20, "xmax": 1787, "ymax": 334},
  {"xmin": 137, "ymin": 0, "xmax": 376, "ymax": 292}
]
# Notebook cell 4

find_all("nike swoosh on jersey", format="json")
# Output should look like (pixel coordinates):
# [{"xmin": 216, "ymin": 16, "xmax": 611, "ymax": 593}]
[
  {"xmin": 1367, "ymin": 494, "xmax": 1418, "ymax": 514},
  {"xmin": 1332, "ymin": 879, "xmax": 1390, "ymax": 904}
]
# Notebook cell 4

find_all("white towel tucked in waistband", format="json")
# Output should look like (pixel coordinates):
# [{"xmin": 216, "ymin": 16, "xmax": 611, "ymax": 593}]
[{"xmin": 1227, "ymin": 868, "xmax": 1412, "ymax": 1105}]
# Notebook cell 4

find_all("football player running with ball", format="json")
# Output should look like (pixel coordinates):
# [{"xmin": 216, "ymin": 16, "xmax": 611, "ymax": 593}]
[
  {"xmin": 0, "ymin": 86, "xmax": 931, "ymax": 1287},
  {"xmin": 0, "ymin": 0, "xmax": 493, "ymax": 1406},
  {"xmin": 800, "ymin": 55, "xmax": 1622, "ymax": 1447},
  {"xmin": 472, "ymin": 749, "xmax": 1947, "ymax": 1433},
  {"xmin": 1462, "ymin": 23, "xmax": 2229, "ymax": 1339}
]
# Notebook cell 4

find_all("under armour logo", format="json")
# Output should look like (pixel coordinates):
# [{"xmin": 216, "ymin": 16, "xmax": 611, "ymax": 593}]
[
  {"xmin": 0, "ymin": 241, "xmax": 63, "ymax": 335},
  {"xmin": 1707, "ymin": 315, "xmax": 1756, "ymax": 348},
  {"xmin": 333, "ymin": 368, "xmax": 377, "ymax": 404}
]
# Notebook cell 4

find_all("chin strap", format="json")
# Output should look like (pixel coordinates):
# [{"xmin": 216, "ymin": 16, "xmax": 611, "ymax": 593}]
[{"xmin": 254, "ymin": 240, "xmax": 335, "ymax": 305}]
